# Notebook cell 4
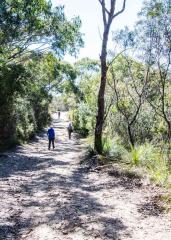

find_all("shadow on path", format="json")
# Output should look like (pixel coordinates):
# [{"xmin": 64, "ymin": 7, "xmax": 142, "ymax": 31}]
[{"xmin": 0, "ymin": 114, "xmax": 129, "ymax": 240}]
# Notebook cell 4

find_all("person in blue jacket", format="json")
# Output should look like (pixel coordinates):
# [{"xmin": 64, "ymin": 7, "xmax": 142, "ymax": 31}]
[{"xmin": 47, "ymin": 126, "xmax": 55, "ymax": 150}]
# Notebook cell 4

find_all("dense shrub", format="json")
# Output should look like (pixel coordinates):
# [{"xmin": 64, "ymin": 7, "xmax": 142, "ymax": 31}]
[{"xmin": 0, "ymin": 56, "xmax": 52, "ymax": 151}]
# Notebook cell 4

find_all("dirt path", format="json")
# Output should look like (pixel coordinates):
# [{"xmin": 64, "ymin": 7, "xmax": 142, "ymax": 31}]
[{"xmin": 0, "ymin": 113, "xmax": 171, "ymax": 240}]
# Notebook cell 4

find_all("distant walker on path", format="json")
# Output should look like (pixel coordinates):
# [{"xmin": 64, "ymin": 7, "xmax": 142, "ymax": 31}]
[
  {"xmin": 67, "ymin": 122, "xmax": 73, "ymax": 140},
  {"xmin": 58, "ymin": 111, "xmax": 61, "ymax": 119},
  {"xmin": 47, "ymin": 126, "xmax": 55, "ymax": 150}
]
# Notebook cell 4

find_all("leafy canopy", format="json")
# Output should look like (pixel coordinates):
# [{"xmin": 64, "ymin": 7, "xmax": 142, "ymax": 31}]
[{"xmin": 0, "ymin": 0, "xmax": 83, "ymax": 61}]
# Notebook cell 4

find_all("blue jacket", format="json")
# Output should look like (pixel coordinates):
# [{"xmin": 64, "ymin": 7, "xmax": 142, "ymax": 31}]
[{"xmin": 47, "ymin": 128, "xmax": 55, "ymax": 139}]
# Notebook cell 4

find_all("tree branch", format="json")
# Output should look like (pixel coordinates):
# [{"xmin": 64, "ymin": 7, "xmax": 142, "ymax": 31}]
[
  {"xmin": 107, "ymin": 47, "xmax": 132, "ymax": 69},
  {"xmin": 99, "ymin": 0, "xmax": 107, "ymax": 26},
  {"xmin": 104, "ymin": 96, "xmax": 114, "ymax": 122},
  {"xmin": 113, "ymin": 0, "xmax": 126, "ymax": 18}
]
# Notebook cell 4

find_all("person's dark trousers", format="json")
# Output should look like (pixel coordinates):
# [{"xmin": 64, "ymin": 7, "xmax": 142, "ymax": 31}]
[
  {"xmin": 48, "ymin": 138, "xmax": 55, "ymax": 150},
  {"xmin": 68, "ymin": 130, "xmax": 72, "ymax": 139}
]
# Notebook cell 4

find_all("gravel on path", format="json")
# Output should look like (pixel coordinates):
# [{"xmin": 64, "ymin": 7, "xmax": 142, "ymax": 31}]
[{"xmin": 0, "ymin": 113, "xmax": 171, "ymax": 240}]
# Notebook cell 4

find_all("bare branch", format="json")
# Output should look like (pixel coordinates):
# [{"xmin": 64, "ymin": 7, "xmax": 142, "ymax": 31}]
[
  {"xmin": 124, "ymin": 56, "xmax": 140, "ymax": 96},
  {"xmin": 6, "ymin": 45, "xmax": 51, "ymax": 64},
  {"xmin": 129, "ymin": 66, "xmax": 150, "ymax": 126},
  {"xmin": 107, "ymin": 47, "xmax": 132, "ymax": 69},
  {"xmin": 147, "ymin": 99, "xmax": 164, "ymax": 118},
  {"xmin": 104, "ymin": 96, "xmax": 114, "ymax": 122},
  {"xmin": 110, "ymin": 67, "xmax": 129, "ymax": 120},
  {"xmin": 98, "ymin": 0, "xmax": 107, "ymax": 25},
  {"xmin": 109, "ymin": 0, "xmax": 116, "ymax": 21},
  {"xmin": 125, "ymin": 81, "xmax": 138, "ymax": 108},
  {"xmin": 98, "ymin": 0, "xmax": 110, "ymax": 14},
  {"xmin": 113, "ymin": 0, "xmax": 126, "ymax": 18}
]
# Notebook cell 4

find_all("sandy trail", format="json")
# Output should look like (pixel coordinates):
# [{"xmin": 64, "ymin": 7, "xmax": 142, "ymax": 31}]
[{"xmin": 0, "ymin": 113, "xmax": 171, "ymax": 240}]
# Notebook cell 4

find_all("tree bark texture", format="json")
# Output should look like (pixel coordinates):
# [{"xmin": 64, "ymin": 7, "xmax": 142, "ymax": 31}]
[
  {"xmin": 94, "ymin": 28, "xmax": 109, "ymax": 154},
  {"xmin": 94, "ymin": 0, "xmax": 126, "ymax": 154},
  {"xmin": 127, "ymin": 124, "xmax": 134, "ymax": 147}
]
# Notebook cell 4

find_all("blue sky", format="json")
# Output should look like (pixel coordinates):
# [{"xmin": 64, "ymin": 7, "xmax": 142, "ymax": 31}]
[{"xmin": 52, "ymin": 0, "xmax": 144, "ymax": 61}]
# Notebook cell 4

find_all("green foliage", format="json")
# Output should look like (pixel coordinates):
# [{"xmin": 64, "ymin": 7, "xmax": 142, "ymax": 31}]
[
  {"xmin": 0, "ymin": 0, "xmax": 83, "ymax": 150},
  {"xmin": 122, "ymin": 143, "xmax": 170, "ymax": 186},
  {"xmin": 0, "ymin": 0, "xmax": 83, "ymax": 61},
  {"xmin": 108, "ymin": 137, "xmax": 128, "ymax": 160},
  {"xmin": 129, "ymin": 146, "xmax": 141, "ymax": 166},
  {"xmin": 102, "ymin": 137, "xmax": 112, "ymax": 155},
  {"xmin": 15, "ymin": 98, "xmax": 36, "ymax": 141},
  {"xmin": 0, "ymin": 53, "xmax": 53, "ymax": 150},
  {"xmin": 0, "ymin": 62, "xmax": 27, "ymax": 148},
  {"xmin": 0, "ymin": 52, "xmax": 80, "ymax": 150},
  {"xmin": 44, "ymin": 0, "xmax": 171, "ymax": 190},
  {"xmin": 69, "ymin": 108, "xmax": 89, "ymax": 136},
  {"xmin": 65, "ymin": 58, "xmax": 100, "ymax": 136}
]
